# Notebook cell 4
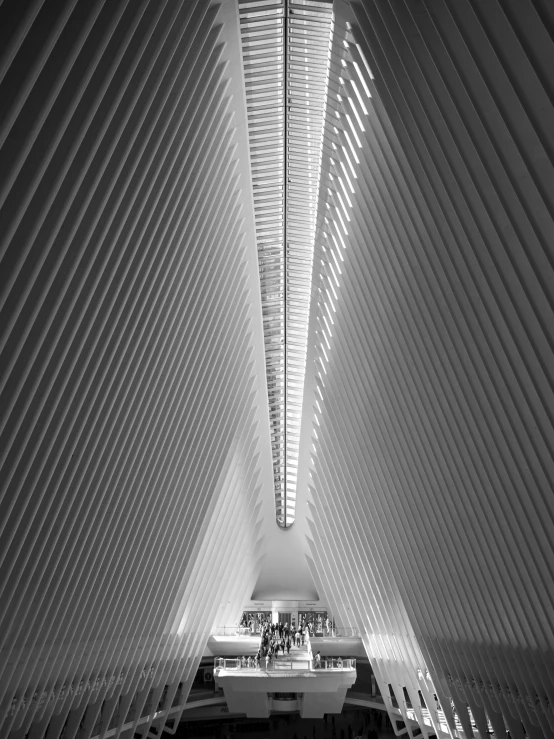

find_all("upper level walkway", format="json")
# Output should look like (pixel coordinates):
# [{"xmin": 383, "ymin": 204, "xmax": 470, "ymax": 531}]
[
  {"xmin": 207, "ymin": 626, "xmax": 364, "ymax": 661},
  {"xmin": 212, "ymin": 625, "xmax": 360, "ymax": 637},
  {"xmin": 213, "ymin": 635, "xmax": 356, "ymax": 675},
  {"xmin": 214, "ymin": 655, "xmax": 356, "ymax": 674}
]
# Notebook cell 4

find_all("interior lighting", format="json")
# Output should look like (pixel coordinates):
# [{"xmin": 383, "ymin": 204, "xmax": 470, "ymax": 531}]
[
  {"xmin": 329, "ymin": 262, "xmax": 340, "ymax": 289},
  {"xmin": 356, "ymin": 43, "xmax": 374, "ymax": 78},
  {"xmin": 351, "ymin": 79, "xmax": 368, "ymax": 114},
  {"xmin": 334, "ymin": 223, "xmax": 348, "ymax": 253},
  {"xmin": 325, "ymin": 287, "xmax": 337, "ymax": 309},
  {"xmin": 346, "ymin": 112, "xmax": 363, "ymax": 142},
  {"xmin": 336, "ymin": 204, "xmax": 349, "ymax": 235},
  {"xmin": 344, "ymin": 131, "xmax": 359, "ymax": 163},
  {"xmin": 331, "ymin": 232, "xmax": 344, "ymax": 259},
  {"xmin": 347, "ymin": 95, "xmax": 365, "ymax": 132},
  {"xmin": 340, "ymin": 160, "xmax": 355, "ymax": 191},
  {"xmin": 337, "ymin": 191, "xmax": 351, "ymax": 222},
  {"xmin": 342, "ymin": 148, "xmax": 357, "ymax": 179},
  {"xmin": 337, "ymin": 176, "xmax": 352, "ymax": 208},
  {"xmin": 353, "ymin": 60, "xmax": 371, "ymax": 97}
]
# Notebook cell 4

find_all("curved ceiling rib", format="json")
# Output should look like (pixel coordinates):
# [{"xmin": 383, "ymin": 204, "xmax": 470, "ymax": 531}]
[{"xmin": 239, "ymin": 0, "xmax": 334, "ymax": 528}]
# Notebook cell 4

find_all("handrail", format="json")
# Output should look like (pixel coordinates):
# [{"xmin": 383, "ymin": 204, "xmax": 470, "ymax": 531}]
[
  {"xmin": 212, "ymin": 625, "xmax": 360, "ymax": 638},
  {"xmin": 306, "ymin": 627, "xmax": 360, "ymax": 638},
  {"xmin": 211, "ymin": 626, "xmax": 256, "ymax": 636},
  {"xmin": 330, "ymin": 627, "xmax": 359, "ymax": 637},
  {"xmin": 214, "ymin": 657, "xmax": 356, "ymax": 672}
]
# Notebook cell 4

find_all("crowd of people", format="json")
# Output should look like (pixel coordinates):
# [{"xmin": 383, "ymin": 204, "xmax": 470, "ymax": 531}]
[
  {"xmin": 258, "ymin": 619, "xmax": 306, "ymax": 661},
  {"xmin": 231, "ymin": 614, "xmax": 350, "ymax": 673},
  {"xmin": 239, "ymin": 614, "xmax": 334, "ymax": 638},
  {"xmin": 239, "ymin": 612, "xmax": 270, "ymax": 634},
  {"xmin": 230, "ymin": 618, "xmax": 348, "ymax": 672}
]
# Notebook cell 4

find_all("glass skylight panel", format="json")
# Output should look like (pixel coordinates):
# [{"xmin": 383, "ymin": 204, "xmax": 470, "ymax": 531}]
[{"xmin": 240, "ymin": 0, "xmax": 333, "ymax": 528}]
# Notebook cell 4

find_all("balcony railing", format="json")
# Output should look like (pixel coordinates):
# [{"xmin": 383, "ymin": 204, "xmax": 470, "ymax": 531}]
[
  {"xmin": 329, "ymin": 627, "xmax": 359, "ymax": 637},
  {"xmin": 214, "ymin": 657, "xmax": 356, "ymax": 672},
  {"xmin": 306, "ymin": 627, "xmax": 360, "ymax": 638},
  {"xmin": 212, "ymin": 626, "xmax": 256, "ymax": 637},
  {"xmin": 212, "ymin": 625, "xmax": 360, "ymax": 638}
]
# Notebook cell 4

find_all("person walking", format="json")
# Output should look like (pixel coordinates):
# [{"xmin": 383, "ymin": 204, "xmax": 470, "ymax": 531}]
[{"xmin": 286, "ymin": 637, "xmax": 291, "ymax": 655}]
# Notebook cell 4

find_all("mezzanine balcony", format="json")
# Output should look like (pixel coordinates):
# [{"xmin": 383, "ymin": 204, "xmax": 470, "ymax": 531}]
[{"xmin": 213, "ymin": 637, "xmax": 356, "ymax": 719}]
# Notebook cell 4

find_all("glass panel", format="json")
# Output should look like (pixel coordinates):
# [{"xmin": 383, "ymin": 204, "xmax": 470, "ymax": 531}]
[{"xmin": 240, "ymin": 0, "xmax": 333, "ymax": 528}]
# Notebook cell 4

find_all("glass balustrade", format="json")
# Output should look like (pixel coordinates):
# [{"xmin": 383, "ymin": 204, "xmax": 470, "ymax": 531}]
[
  {"xmin": 212, "ymin": 623, "xmax": 360, "ymax": 637},
  {"xmin": 212, "ymin": 626, "xmax": 256, "ymax": 636},
  {"xmin": 214, "ymin": 657, "xmax": 356, "ymax": 672}
]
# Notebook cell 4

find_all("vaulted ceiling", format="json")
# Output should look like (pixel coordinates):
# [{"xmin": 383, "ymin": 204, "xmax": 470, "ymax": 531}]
[{"xmin": 0, "ymin": 1, "xmax": 553, "ymax": 738}]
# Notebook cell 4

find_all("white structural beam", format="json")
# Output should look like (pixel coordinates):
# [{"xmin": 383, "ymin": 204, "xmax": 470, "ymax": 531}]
[{"xmin": 1, "ymin": 1, "xmax": 554, "ymax": 738}]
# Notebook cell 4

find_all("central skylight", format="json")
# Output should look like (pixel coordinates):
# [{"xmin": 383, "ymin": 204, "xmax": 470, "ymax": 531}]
[{"xmin": 239, "ymin": 0, "xmax": 334, "ymax": 527}]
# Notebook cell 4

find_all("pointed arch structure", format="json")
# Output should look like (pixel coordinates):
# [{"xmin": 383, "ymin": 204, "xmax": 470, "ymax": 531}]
[{"xmin": 0, "ymin": 0, "xmax": 553, "ymax": 737}]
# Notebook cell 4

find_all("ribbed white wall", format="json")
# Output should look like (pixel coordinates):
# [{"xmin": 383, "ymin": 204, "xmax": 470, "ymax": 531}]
[
  {"xmin": 2, "ymin": 0, "xmax": 554, "ymax": 738},
  {"xmin": 0, "ymin": 1, "xmax": 273, "ymax": 737},
  {"xmin": 302, "ymin": 1, "xmax": 554, "ymax": 738}
]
